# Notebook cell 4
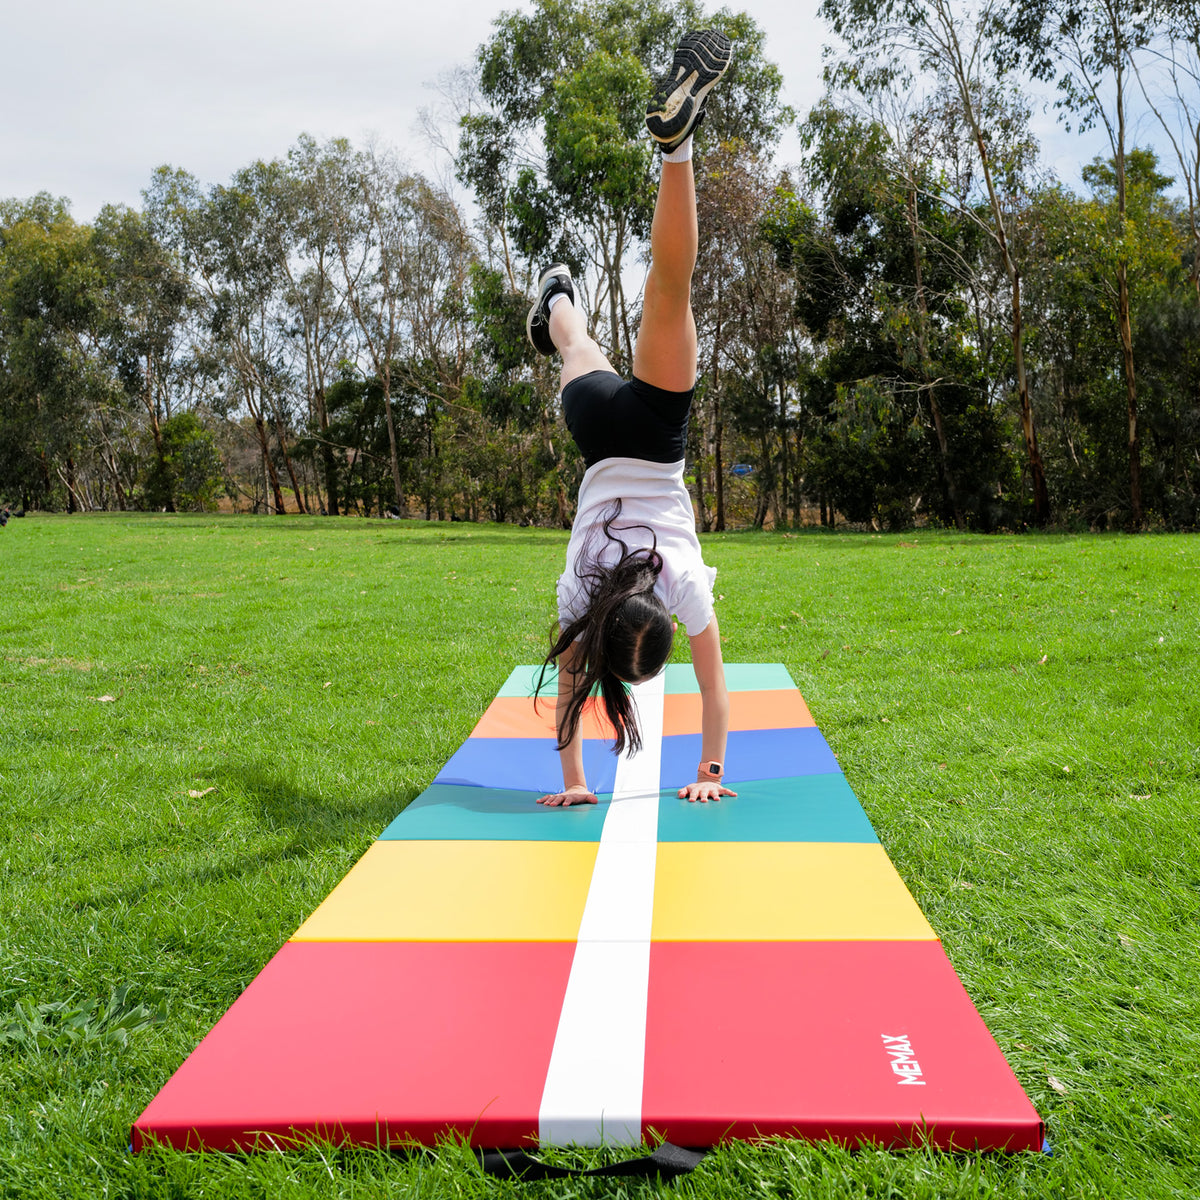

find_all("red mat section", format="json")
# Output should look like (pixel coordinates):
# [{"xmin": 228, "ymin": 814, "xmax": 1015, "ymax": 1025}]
[
  {"xmin": 642, "ymin": 941, "xmax": 1041, "ymax": 1150},
  {"xmin": 133, "ymin": 941, "xmax": 574, "ymax": 1152}
]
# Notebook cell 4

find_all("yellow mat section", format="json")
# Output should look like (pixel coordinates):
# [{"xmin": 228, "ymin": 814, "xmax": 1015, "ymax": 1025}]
[
  {"xmin": 292, "ymin": 840, "xmax": 598, "ymax": 942},
  {"xmin": 651, "ymin": 842, "xmax": 938, "ymax": 941}
]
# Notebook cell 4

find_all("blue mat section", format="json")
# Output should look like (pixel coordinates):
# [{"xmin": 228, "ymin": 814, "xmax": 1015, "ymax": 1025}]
[
  {"xmin": 659, "ymin": 727, "xmax": 840, "ymax": 787},
  {"xmin": 433, "ymin": 729, "xmax": 840, "ymax": 796},
  {"xmin": 433, "ymin": 737, "xmax": 619, "ymax": 794}
]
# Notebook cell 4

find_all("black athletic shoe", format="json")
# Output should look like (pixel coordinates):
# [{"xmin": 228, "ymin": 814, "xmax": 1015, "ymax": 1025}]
[
  {"xmin": 526, "ymin": 264, "xmax": 575, "ymax": 356},
  {"xmin": 645, "ymin": 29, "xmax": 732, "ymax": 153}
]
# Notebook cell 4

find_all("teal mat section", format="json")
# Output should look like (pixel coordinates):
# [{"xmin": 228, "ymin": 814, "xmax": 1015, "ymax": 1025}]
[
  {"xmin": 662, "ymin": 662, "xmax": 795, "ymax": 694},
  {"xmin": 496, "ymin": 662, "xmax": 796, "ymax": 697},
  {"xmin": 380, "ymin": 775, "xmax": 873, "ymax": 845},
  {"xmin": 380, "ymin": 784, "xmax": 609, "ymax": 842},
  {"xmin": 656, "ymin": 774, "xmax": 877, "ymax": 843},
  {"xmin": 497, "ymin": 665, "xmax": 557, "ymax": 698}
]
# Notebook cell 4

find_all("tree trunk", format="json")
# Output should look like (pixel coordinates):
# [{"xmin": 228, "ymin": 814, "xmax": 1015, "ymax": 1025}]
[
  {"xmin": 317, "ymin": 390, "xmax": 339, "ymax": 516},
  {"xmin": 110, "ymin": 451, "xmax": 129, "ymax": 508},
  {"xmin": 753, "ymin": 448, "xmax": 769, "ymax": 529},
  {"xmin": 710, "ymin": 272, "xmax": 727, "ymax": 533},
  {"xmin": 267, "ymin": 394, "xmax": 307, "ymax": 514},
  {"xmin": 944, "ymin": 12, "xmax": 1051, "ymax": 526},
  {"xmin": 107, "ymin": 453, "xmax": 128, "ymax": 511},
  {"xmin": 380, "ymin": 365, "xmax": 405, "ymax": 507},
  {"xmin": 248, "ymin": 391, "xmax": 287, "ymax": 514},
  {"xmin": 693, "ymin": 409, "xmax": 708, "ymax": 533},
  {"xmin": 298, "ymin": 462, "xmax": 312, "ymax": 515},
  {"xmin": 309, "ymin": 337, "xmax": 338, "ymax": 514},
  {"xmin": 96, "ymin": 410, "xmax": 129, "ymax": 511},
  {"xmin": 608, "ymin": 263, "xmax": 623, "ymax": 371},
  {"xmin": 990, "ymin": 195, "xmax": 1049, "ymax": 526},
  {"xmin": 1113, "ymin": 62, "xmax": 1142, "ymax": 529},
  {"xmin": 714, "ymin": 387, "xmax": 726, "ymax": 532},
  {"xmin": 307, "ymin": 261, "xmax": 340, "ymax": 515},
  {"xmin": 38, "ymin": 451, "xmax": 52, "ymax": 508},
  {"xmin": 777, "ymin": 376, "xmax": 791, "ymax": 528},
  {"xmin": 145, "ymin": 354, "xmax": 175, "ymax": 512},
  {"xmin": 906, "ymin": 187, "xmax": 964, "ymax": 529},
  {"xmin": 66, "ymin": 454, "xmax": 80, "ymax": 513},
  {"xmin": 1117, "ymin": 264, "xmax": 1142, "ymax": 528},
  {"xmin": 540, "ymin": 403, "xmax": 570, "ymax": 528},
  {"xmin": 1009, "ymin": 271, "xmax": 1051, "ymax": 524}
]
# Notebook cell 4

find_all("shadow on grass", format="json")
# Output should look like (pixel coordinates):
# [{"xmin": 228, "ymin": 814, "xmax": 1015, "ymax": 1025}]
[
  {"xmin": 70, "ymin": 764, "xmax": 418, "ymax": 916},
  {"xmin": 223, "ymin": 760, "xmax": 415, "ymax": 841}
]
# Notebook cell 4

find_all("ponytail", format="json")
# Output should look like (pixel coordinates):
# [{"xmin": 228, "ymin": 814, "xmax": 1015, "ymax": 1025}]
[{"xmin": 538, "ymin": 504, "xmax": 674, "ymax": 756}]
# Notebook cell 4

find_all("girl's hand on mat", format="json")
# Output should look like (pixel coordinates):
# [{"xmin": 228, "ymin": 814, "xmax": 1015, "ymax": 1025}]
[
  {"xmin": 677, "ymin": 780, "xmax": 738, "ymax": 803},
  {"xmin": 538, "ymin": 785, "xmax": 598, "ymax": 807}
]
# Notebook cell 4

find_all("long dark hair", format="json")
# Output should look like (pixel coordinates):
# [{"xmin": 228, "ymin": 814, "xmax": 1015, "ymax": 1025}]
[{"xmin": 538, "ymin": 503, "xmax": 674, "ymax": 756}]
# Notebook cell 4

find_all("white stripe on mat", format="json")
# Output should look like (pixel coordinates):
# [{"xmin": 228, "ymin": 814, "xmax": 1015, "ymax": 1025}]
[{"xmin": 538, "ymin": 670, "xmax": 665, "ymax": 1146}]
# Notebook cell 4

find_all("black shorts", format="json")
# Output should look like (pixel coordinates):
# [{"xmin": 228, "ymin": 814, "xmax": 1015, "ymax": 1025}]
[{"xmin": 562, "ymin": 371, "xmax": 694, "ymax": 468}]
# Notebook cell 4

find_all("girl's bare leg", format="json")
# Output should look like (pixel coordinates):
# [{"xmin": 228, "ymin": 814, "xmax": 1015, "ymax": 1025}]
[
  {"xmin": 549, "ymin": 296, "xmax": 616, "ymax": 391},
  {"xmin": 631, "ymin": 158, "xmax": 698, "ymax": 393}
]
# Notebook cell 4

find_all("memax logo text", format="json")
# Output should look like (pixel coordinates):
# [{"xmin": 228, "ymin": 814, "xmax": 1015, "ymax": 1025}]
[{"xmin": 881, "ymin": 1033, "xmax": 926, "ymax": 1085}]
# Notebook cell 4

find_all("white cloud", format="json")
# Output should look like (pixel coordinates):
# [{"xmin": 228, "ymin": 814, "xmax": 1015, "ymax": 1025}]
[
  {"xmin": 3, "ymin": 0, "xmax": 832, "ymax": 219},
  {"xmin": 1, "ymin": 0, "xmax": 1164, "ymax": 222}
]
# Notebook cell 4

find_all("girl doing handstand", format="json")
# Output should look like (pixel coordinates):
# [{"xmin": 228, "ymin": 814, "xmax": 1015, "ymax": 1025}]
[{"xmin": 526, "ymin": 29, "xmax": 737, "ymax": 807}]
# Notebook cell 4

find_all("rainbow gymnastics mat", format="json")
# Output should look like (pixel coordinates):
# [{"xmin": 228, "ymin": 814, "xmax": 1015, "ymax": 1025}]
[{"xmin": 133, "ymin": 664, "xmax": 1042, "ymax": 1153}]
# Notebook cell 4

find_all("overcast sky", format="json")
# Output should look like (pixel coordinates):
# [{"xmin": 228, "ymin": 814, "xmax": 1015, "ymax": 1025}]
[{"xmin": 5, "ymin": 0, "xmax": 1129, "ymax": 223}]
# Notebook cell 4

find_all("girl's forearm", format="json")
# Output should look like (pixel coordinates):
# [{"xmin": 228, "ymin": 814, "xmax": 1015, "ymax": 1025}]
[
  {"xmin": 556, "ymin": 638, "xmax": 589, "ymax": 790},
  {"xmin": 690, "ymin": 615, "xmax": 728, "ymax": 772},
  {"xmin": 558, "ymin": 740, "xmax": 589, "ymax": 791},
  {"xmin": 699, "ymin": 680, "xmax": 729, "ymax": 769}
]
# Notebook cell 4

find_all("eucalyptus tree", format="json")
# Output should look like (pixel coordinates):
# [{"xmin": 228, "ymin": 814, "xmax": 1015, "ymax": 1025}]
[
  {"xmin": 1003, "ymin": 0, "xmax": 1160, "ymax": 526},
  {"xmin": 467, "ymin": 262, "xmax": 574, "ymax": 527},
  {"xmin": 873, "ymin": 87, "xmax": 1025, "ymax": 529},
  {"xmin": 692, "ymin": 142, "xmax": 802, "ymax": 530},
  {"xmin": 1019, "ymin": 154, "xmax": 1193, "ymax": 525},
  {"xmin": 227, "ymin": 159, "xmax": 321, "ymax": 513},
  {"xmin": 765, "ymin": 100, "xmax": 1016, "ymax": 529},
  {"xmin": 391, "ymin": 171, "xmax": 476, "ymax": 507},
  {"xmin": 797, "ymin": 93, "xmax": 986, "ymax": 528},
  {"xmin": 322, "ymin": 370, "xmax": 414, "ymax": 516},
  {"xmin": 0, "ymin": 197, "xmax": 113, "ymax": 511},
  {"xmin": 1135, "ymin": 1, "xmax": 1200, "ymax": 299},
  {"xmin": 89, "ymin": 203, "xmax": 190, "ymax": 510},
  {"xmin": 1113, "ymin": 129, "xmax": 1200, "ymax": 527},
  {"xmin": 144, "ymin": 167, "xmax": 294, "ymax": 514},
  {"xmin": 458, "ymin": 0, "xmax": 790, "ymax": 373},
  {"xmin": 282, "ymin": 134, "xmax": 355, "ymax": 514},
  {"xmin": 320, "ymin": 141, "xmax": 434, "ymax": 507},
  {"xmin": 820, "ymin": 0, "xmax": 1053, "ymax": 524}
]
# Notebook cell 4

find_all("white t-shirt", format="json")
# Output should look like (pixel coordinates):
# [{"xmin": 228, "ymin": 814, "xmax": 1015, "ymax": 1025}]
[{"xmin": 557, "ymin": 456, "xmax": 716, "ymax": 637}]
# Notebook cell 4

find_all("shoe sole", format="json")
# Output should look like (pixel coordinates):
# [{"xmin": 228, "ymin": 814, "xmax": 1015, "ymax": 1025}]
[
  {"xmin": 645, "ymin": 30, "xmax": 732, "ymax": 144},
  {"xmin": 535, "ymin": 264, "xmax": 572, "ymax": 298}
]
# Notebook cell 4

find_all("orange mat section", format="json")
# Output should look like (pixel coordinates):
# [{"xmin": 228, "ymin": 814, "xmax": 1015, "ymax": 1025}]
[
  {"xmin": 472, "ymin": 689, "xmax": 814, "ymax": 740},
  {"xmin": 663, "ymin": 689, "xmax": 814, "ymax": 735},
  {"xmin": 471, "ymin": 696, "xmax": 613, "ymax": 740}
]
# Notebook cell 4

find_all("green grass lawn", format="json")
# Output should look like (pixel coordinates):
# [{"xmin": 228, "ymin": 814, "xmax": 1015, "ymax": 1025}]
[{"xmin": 2, "ymin": 513, "xmax": 1198, "ymax": 1199}]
